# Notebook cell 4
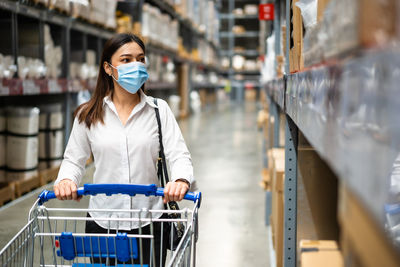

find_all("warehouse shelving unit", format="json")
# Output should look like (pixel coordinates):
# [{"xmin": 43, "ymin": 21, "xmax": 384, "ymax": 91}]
[
  {"xmin": 262, "ymin": 0, "xmax": 400, "ymax": 266},
  {"xmin": 219, "ymin": 0, "xmax": 261, "ymax": 102},
  {"xmin": 0, "ymin": 0, "xmax": 114, "ymax": 144},
  {"xmin": 0, "ymin": 0, "xmax": 222, "ymax": 133},
  {"xmin": 119, "ymin": 0, "xmax": 223, "ymax": 113},
  {"xmin": 0, "ymin": 0, "xmax": 222, "ymax": 206}
]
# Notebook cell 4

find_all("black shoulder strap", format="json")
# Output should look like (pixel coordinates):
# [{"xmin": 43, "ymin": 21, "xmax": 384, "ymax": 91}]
[{"xmin": 154, "ymin": 98, "xmax": 170, "ymax": 187}]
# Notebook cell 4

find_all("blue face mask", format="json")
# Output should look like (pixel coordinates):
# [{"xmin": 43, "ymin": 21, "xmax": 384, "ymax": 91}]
[{"xmin": 109, "ymin": 61, "xmax": 149, "ymax": 94}]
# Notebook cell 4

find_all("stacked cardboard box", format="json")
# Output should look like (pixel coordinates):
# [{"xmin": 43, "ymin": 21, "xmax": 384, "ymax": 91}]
[{"xmin": 300, "ymin": 240, "xmax": 344, "ymax": 267}]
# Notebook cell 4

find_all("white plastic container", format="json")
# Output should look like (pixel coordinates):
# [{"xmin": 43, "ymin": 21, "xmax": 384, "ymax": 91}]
[
  {"xmin": 0, "ymin": 109, "xmax": 6, "ymax": 182},
  {"xmin": 38, "ymin": 104, "xmax": 64, "ymax": 170},
  {"xmin": 6, "ymin": 107, "xmax": 39, "ymax": 182}
]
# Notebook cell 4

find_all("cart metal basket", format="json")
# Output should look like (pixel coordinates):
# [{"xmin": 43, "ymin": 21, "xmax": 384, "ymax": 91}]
[{"xmin": 0, "ymin": 184, "xmax": 201, "ymax": 267}]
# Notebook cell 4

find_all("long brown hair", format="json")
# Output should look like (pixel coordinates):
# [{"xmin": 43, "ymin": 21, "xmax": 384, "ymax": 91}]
[{"xmin": 75, "ymin": 33, "xmax": 146, "ymax": 128}]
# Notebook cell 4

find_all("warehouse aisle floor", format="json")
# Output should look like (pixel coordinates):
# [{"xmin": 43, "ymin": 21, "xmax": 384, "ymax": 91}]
[
  {"xmin": 180, "ymin": 101, "xmax": 269, "ymax": 266},
  {"xmin": 0, "ymin": 101, "xmax": 269, "ymax": 266}
]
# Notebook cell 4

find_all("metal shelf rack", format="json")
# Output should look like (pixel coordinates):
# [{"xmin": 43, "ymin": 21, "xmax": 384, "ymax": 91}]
[
  {"xmin": 264, "ymin": 48, "xmax": 400, "ymax": 266},
  {"xmin": 262, "ymin": 1, "xmax": 400, "ymax": 266},
  {"xmin": 219, "ymin": 0, "xmax": 261, "ymax": 102},
  {"xmin": 0, "ymin": 0, "xmax": 222, "ymax": 147}
]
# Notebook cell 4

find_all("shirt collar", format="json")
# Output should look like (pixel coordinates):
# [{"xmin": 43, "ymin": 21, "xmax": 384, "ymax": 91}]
[{"xmin": 103, "ymin": 90, "xmax": 158, "ymax": 109}]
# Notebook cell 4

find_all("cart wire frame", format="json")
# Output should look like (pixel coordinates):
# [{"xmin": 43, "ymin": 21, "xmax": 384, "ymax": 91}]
[{"xmin": 0, "ymin": 184, "xmax": 201, "ymax": 267}]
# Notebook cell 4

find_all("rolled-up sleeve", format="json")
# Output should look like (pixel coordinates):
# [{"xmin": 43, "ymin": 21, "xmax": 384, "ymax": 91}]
[
  {"xmin": 55, "ymin": 117, "xmax": 91, "ymax": 186},
  {"xmin": 160, "ymin": 100, "xmax": 195, "ymax": 188}
]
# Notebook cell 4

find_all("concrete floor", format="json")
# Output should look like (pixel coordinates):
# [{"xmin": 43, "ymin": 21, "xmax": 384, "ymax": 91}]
[{"xmin": 0, "ymin": 101, "xmax": 270, "ymax": 266}]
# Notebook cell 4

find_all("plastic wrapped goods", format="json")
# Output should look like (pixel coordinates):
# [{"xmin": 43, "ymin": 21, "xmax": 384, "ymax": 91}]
[
  {"xmin": 44, "ymin": 24, "xmax": 62, "ymax": 78},
  {"xmin": 17, "ymin": 57, "xmax": 47, "ymax": 79},
  {"xmin": 0, "ymin": 109, "xmax": 5, "ymax": 182},
  {"xmin": 38, "ymin": 104, "xmax": 64, "ymax": 171},
  {"xmin": 0, "ymin": 54, "xmax": 17, "ymax": 79},
  {"xmin": 244, "ymin": 4, "xmax": 258, "ymax": 15},
  {"xmin": 295, "ymin": 0, "xmax": 318, "ymax": 29},
  {"xmin": 6, "ymin": 107, "xmax": 39, "ymax": 182}
]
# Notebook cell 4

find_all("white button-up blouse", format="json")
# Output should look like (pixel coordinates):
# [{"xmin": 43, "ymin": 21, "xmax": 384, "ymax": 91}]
[{"xmin": 55, "ymin": 91, "xmax": 194, "ymax": 230}]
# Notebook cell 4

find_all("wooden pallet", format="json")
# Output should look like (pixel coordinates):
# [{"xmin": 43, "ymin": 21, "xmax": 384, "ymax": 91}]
[
  {"xmin": 39, "ymin": 166, "xmax": 60, "ymax": 186},
  {"xmin": 14, "ymin": 175, "xmax": 41, "ymax": 198},
  {"xmin": 0, "ymin": 182, "xmax": 15, "ymax": 206},
  {"xmin": 48, "ymin": 3, "xmax": 70, "ymax": 16}
]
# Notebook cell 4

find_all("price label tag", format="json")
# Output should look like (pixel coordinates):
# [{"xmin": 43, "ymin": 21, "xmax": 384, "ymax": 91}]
[
  {"xmin": 48, "ymin": 79, "xmax": 62, "ymax": 93},
  {"xmin": 23, "ymin": 80, "xmax": 40, "ymax": 95},
  {"xmin": 0, "ymin": 81, "xmax": 9, "ymax": 96}
]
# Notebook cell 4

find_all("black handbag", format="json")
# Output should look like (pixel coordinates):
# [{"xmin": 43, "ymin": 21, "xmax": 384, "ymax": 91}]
[{"xmin": 153, "ymin": 98, "xmax": 185, "ymax": 251}]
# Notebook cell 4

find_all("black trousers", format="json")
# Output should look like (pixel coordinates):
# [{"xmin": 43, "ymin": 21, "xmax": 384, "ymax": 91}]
[{"xmin": 85, "ymin": 213, "xmax": 167, "ymax": 267}]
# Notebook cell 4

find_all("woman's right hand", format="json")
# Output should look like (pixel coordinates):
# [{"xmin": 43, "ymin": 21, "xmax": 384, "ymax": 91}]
[{"xmin": 54, "ymin": 179, "xmax": 81, "ymax": 201}]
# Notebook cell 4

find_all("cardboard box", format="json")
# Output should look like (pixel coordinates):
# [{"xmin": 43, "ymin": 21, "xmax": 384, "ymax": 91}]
[
  {"xmin": 271, "ymin": 184, "xmax": 284, "ymax": 267},
  {"xmin": 359, "ymin": 0, "xmax": 396, "ymax": 47},
  {"xmin": 397, "ymin": 1, "xmax": 400, "ymax": 40},
  {"xmin": 338, "ymin": 184, "xmax": 400, "ymax": 267},
  {"xmin": 257, "ymin": 109, "xmax": 268, "ymax": 130},
  {"xmin": 300, "ymin": 240, "xmax": 338, "ymax": 250},
  {"xmin": 273, "ymin": 155, "xmax": 285, "ymax": 193},
  {"xmin": 270, "ymin": 148, "xmax": 285, "ymax": 267},
  {"xmin": 300, "ymin": 240, "xmax": 344, "ymax": 267},
  {"xmin": 291, "ymin": 0, "xmax": 304, "ymax": 72},
  {"xmin": 268, "ymin": 148, "xmax": 285, "ymax": 185},
  {"xmin": 281, "ymin": 26, "xmax": 287, "ymax": 58},
  {"xmin": 260, "ymin": 168, "xmax": 271, "ymax": 191},
  {"xmin": 296, "ymin": 146, "xmax": 340, "ymax": 257},
  {"xmin": 317, "ymin": 0, "xmax": 331, "ymax": 22}
]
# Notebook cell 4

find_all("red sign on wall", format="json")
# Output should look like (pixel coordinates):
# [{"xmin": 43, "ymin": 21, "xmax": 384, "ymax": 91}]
[{"xmin": 259, "ymin": 4, "xmax": 274, "ymax": 21}]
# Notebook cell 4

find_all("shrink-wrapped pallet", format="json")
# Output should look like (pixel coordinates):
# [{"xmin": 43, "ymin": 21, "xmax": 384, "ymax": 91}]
[
  {"xmin": 0, "ymin": 109, "xmax": 5, "ymax": 182},
  {"xmin": 6, "ymin": 107, "xmax": 39, "ymax": 182},
  {"xmin": 38, "ymin": 104, "xmax": 64, "ymax": 171}
]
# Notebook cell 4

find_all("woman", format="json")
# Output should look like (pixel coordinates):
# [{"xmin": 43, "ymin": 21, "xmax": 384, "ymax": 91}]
[{"xmin": 53, "ymin": 33, "xmax": 194, "ymax": 266}]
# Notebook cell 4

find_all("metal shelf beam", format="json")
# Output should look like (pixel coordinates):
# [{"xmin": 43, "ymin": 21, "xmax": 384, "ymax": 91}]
[
  {"xmin": 220, "ymin": 14, "xmax": 259, "ymax": 20},
  {"xmin": 0, "ymin": 0, "xmax": 114, "ymax": 39},
  {"xmin": 220, "ymin": 31, "xmax": 259, "ymax": 38},
  {"xmin": 220, "ymin": 49, "xmax": 260, "ymax": 57}
]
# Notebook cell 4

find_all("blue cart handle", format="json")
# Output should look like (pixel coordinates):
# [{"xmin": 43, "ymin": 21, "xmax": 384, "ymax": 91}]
[{"xmin": 38, "ymin": 184, "xmax": 201, "ymax": 207}]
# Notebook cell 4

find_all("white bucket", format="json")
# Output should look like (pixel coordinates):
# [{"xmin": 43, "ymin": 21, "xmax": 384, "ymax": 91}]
[
  {"xmin": 6, "ymin": 107, "xmax": 39, "ymax": 182},
  {"xmin": 38, "ymin": 104, "xmax": 64, "ymax": 170},
  {"xmin": 0, "ymin": 109, "xmax": 5, "ymax": 182}
]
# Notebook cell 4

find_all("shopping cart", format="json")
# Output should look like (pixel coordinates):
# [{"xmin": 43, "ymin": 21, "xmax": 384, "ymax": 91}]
[{"xmin": 0, "ymin": 183, "xmax": 201, "ymax": 267}]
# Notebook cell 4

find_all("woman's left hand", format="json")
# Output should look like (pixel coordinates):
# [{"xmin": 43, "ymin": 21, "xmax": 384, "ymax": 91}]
[{"xmin": 163, "ymin": 180, "xmax": 190, "ymax": 204}]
